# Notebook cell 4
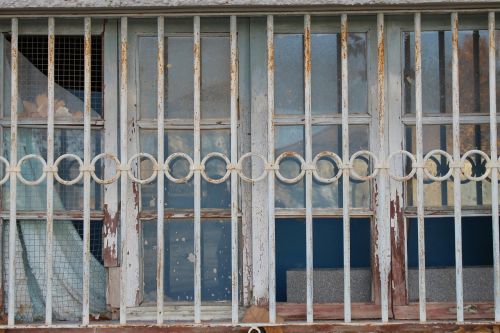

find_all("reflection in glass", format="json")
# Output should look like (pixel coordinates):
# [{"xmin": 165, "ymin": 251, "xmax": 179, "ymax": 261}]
[
  {"xmin": 403, "ymin": 30, "xmax": 500, "ymax": 114},
  {"xmin": 405, "ymin": 124, "xmax": 499, "ymax": 207},
  {"xmin": 142, "ymin": 219, "xmax": 231, "ymax": 302}
]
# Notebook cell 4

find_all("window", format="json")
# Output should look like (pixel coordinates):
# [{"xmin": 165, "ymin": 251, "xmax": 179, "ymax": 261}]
[{"xmin": 0, "ymin": 12, "xmax": 499, "ymax": 327}]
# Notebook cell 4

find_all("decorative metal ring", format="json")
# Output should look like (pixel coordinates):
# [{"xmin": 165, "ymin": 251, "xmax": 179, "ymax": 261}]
[
  {"xmin": 388, "ymin": 150, "xmax": 417, "ymax": 181},
  {"xmin": 461, "ymin": 149, "xmax": 491, "ymax": 182},
  {"xmin": 312, "ymin": 151, "xmax": 343, "ymax": 184},
  {"xmin": 165, "ymin": 152, "xmax": 194, "ymax": 184},
  {"xmin": 274, "ymin": 151, "xmax": 306, "ymax": 184},
  {"xmin": 91, "ymin": 153, "xmax": 121, "ymax": 185},
  {"xmin": 127, "ymin": 153, "xmax": 158, "ymax": 184},
  {"xmin": 53, "ymin": 154, "xmax": 84, "ymax": 185},
  {"xmin": 201, "ymin": 152, "xmax": 231, "ymax": 184},
  {"xmin": 423, "ymin": 149, "xmax": 453, "ymax": 182},
  {"xmin": 237, "ymin": 152, "xmax": 268, "ymax": 183},
  {"xmin": 0, "ymin": 156, "xmax": 10, "ymax": 185},
  {"xmin": 248, "ymin": 327, "xmax": 261, "ymax": 333},
  {"xmin": 17, "ymin": 154, "xmax": 47, "ymax": 185},
  {"xmin": 349, "ymin": 150, "xmax": 379, "ymax": 181}
]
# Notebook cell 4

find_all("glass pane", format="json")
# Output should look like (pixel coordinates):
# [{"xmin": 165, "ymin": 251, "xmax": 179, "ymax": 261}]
[
  {"xmin": 140, "ymin": 129, "xmax": 230, "ymax": 210},
  {"xmin": 405, "ymin": 124, "xmax": 499, "ymax": 207},
  {"xmin": 2, "ymin": 220, "xmax": 106, "ymax": 322},
  {"xmin": 138, "ymin": 35, "xmax": 230, "ymax": 119},
  {"xmin": 2, "ymin": 34, "xmax": 103, "ymax": 120},
  {"xmin": 311, "ymin": 125, "xmax": 370, "ymax": 208},
  {"xmin": 142, "ymin": 219, "xmax": 231, "ymax": 303},
  {"xmin": 275, "ymin": 34, "xmax": 304, "ymax": 115},
  {"xmin": 275, "ymin": 125, "xmax": 305, "ymax": 208},
  {"xmin": 276, "ymin": 218, "xmax": 371, "ymax": 302},
  {"xmin": 2, "ymin": 128, "xmax": 103, "ymax": 211},
  {"xmin": 403, "ymin": 30, "xmax": 500, "ymax": 114},
  {"xmin": 407, "ymin": 216, "xmax": 497, "ymax": 302}
]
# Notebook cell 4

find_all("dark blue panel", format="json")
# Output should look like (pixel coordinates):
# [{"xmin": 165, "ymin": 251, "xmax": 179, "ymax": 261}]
[
  {"xmin": 407, "ymin": 216, "xmax": 494, "ymax": 268},
  {"xmin": 275, "ymin": 218, "xmax": 370, "ymax": 302}
]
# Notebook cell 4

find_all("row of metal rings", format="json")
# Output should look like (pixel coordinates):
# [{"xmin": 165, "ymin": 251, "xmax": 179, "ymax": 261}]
[{"xmin": 0, "ymin": 149, "xmax": 495, "ymax": 186}]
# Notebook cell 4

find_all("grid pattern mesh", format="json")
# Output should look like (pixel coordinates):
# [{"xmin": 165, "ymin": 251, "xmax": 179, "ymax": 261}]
[
  {"xmin": 2, "ymin": 220, "xmax": 105, "ymax": 322},
  {"xmin": 14, "ymin": 35, "xmax": 103, "ymax": 116}
]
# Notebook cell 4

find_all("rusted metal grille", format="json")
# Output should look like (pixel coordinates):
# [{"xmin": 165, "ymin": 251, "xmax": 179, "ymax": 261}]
[{"xmin": 0, "ymin": 12, "xmax": 499, "ymax": 331}]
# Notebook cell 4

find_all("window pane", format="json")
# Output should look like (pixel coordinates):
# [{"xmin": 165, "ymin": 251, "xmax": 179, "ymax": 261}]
[
  {"xmin": 2, "ymin": 128, "xmax": 103, "ymax": 211},
  {"xmin": 138, "ymin": 35, "xmax": 230, "ymax": 119},
  {"xmin": 142, "ymin": 219, "xmax": 231, "ymax": 303},
  {"xmin": 405, "ymin": 124, "xmax": 499, "ymax": 207},
  {"xmin": 403, "ymin": 30, "xmax": 500, "ymax": 114},
  {"xmin": 276, "ymin": 218, "xmax": 371, "ymax": 302},
  {"xmin": 312, "ymin": 125, "xmax": 370, "ymax": 208},
  {"xmin": 139, "ymin": 129, "xmax": 230, "ymax": 210},
  {"xmin": 407, "ymin": 216, "xmax": 497, "ymax": 302}
]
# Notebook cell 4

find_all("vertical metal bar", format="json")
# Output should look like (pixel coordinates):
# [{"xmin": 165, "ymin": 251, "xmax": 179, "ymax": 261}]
[
  {"xmin": 156, "ymin": 15, "xmax": 165, "ymax": 325},
  {"xmin": 451, "ymin": 12, "xmax": 464, "ymax": 323},
  {"xmin": 45, "ymin": 17, "xmax": 55, "ymax": 325},
  {"xmin": 414, "ymin": 12, "xmax": 427, "ymax": 323},
  {"xmin": 376, "ymin": 13, "xmax": 389, "ymax": 323},
  {"xmin": 229, "ymin": 15, "xmax": 239, "ymax": 325},
  {"xmin": 266, "ymin": 14, "xmax": 276, "ymax": 324},
  {"xmin": 303, "ymin": 14, "xmax": 314, "ymax": 324},
  {"xmin": 488, "ymin": 11, "xmax": 500, "ymax": 323},
  {"xmin": 193, "ymin": 15, "xmax": 202, "ymax": 324},
  {"xmin": 119, "ymin": 16, "xmax": 128, "ymax": 325},
  {"xmin": 340, "ymin": 13, "xmax": 351, "ymax": 323},
  {"xmin": 7, "ymin": 17, "xmax": 18, "ymax": 327},
  {"xmin": 82, "ymin": 16, "xmax": 92, "ymax": 326}
]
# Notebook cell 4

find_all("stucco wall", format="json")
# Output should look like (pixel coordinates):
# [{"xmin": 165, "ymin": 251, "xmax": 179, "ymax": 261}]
[{"xmin": 0, "ymin": 0, "xmax": 499, "ymax": 11}]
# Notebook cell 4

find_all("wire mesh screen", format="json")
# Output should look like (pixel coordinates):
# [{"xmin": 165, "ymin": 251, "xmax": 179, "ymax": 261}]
[
  {"xmin": 16, "ymin": 34, "xmax": 103, "ymax": 117},
  {"xmin": 2, "ymin": 220, "xmax": 106, "ymax": 322}
]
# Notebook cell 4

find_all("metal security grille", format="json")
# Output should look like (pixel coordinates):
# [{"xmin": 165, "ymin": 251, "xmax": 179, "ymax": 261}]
[{"xmin": 0, "ymin": 11, "xmax": 500, "ymax": 331}]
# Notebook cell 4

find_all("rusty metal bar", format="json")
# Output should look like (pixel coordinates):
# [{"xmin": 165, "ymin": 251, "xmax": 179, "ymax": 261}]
[
  {"xmin": 82, "ymin": 16, "xmax": 92, "ymax": 325},
  {"xmin": 267, "ymin": 14, "xmax": 276, "ymax": 324},
  {"xmin": 451, "ymin": 12, "xmax": 464, "ymax": 323},
  {"xmin": 340, "ymin": 13, "xmax": 351, "ymax": 323},
  {"xmin": 193, "ymin": 15, "xmax": 202, "ymax": 324},
  {"xmin": 119, "ymin": 16, "xmax": 128, "ymax": 325},
  {"xmin": 414, "ymin": 12, "xmax": 426, "ymax": 323},
  {"xmin": 45, "ymin": 17, "xmax": 55, "ymax": 325},
  {"xmin": 156, "ymin": 15, "xmax": 165, "ymax": 325},
  {"xmin": 376, "ymin": 12, "xmax": 389, "ymax": 323},
  {"xmin": 303, "ymin": 14, "xmax": 314, "ymax": 324},
  {"xmin": 7, "ymin": 17, "xmax": 18, "ymax": 327},
  {"xmin": 489, "ymin": 11, "xmax": 500, "ymax": 322},
  {"xmin": 229, "ymin": 15, "xmax": 239, "ymax": 325}
]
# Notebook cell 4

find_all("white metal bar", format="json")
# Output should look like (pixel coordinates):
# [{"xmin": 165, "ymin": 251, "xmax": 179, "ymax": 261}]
[
  {"xmin": 229, "ymin": 15, "xmax": 239, "ymax": 325},
  {"xmin": 267, "ymin": 14, "xmax": 276, "ymax": 324},
  {"xmin": 7, "ymin": 17, "xmax": 18, "ymax": 327},
  {"xmin": 340, "ymin": 13, "xmax": 351, "ymax": 323},
  {"xmin": 193, "ymin": 15, "xmax": 202, "ymax": 324},
  {"xmin": 303, "ymin": 14, "xmax": 314, "ymax": 324},
  {"xmin": 82, "ymin": 16, "xmax": 92, "ymax": 325},
  {"xmin": 376, "ymin": 12, "xmax": 389, "ymax": 323},
  {"xmin": 451, "ymin": 12, "xmax": 464, "ymax": 323},
  {"xmin": 45, "ymin": 17, "xmax": 55, "ymax": 325},
  {"xmin": 489, "ymin": 11, "xmax": 500, "ymax": 323},
  {"xmin": 156, "ymin": 15, "xmax": 165, "ymax": 325},
  {"xmin": 414, "ymin": 12, "xmax": 427, "ymax": 323},
  {"xmin": 119, "ymin": 16, "xmax": 128, "ymax": 325}
]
